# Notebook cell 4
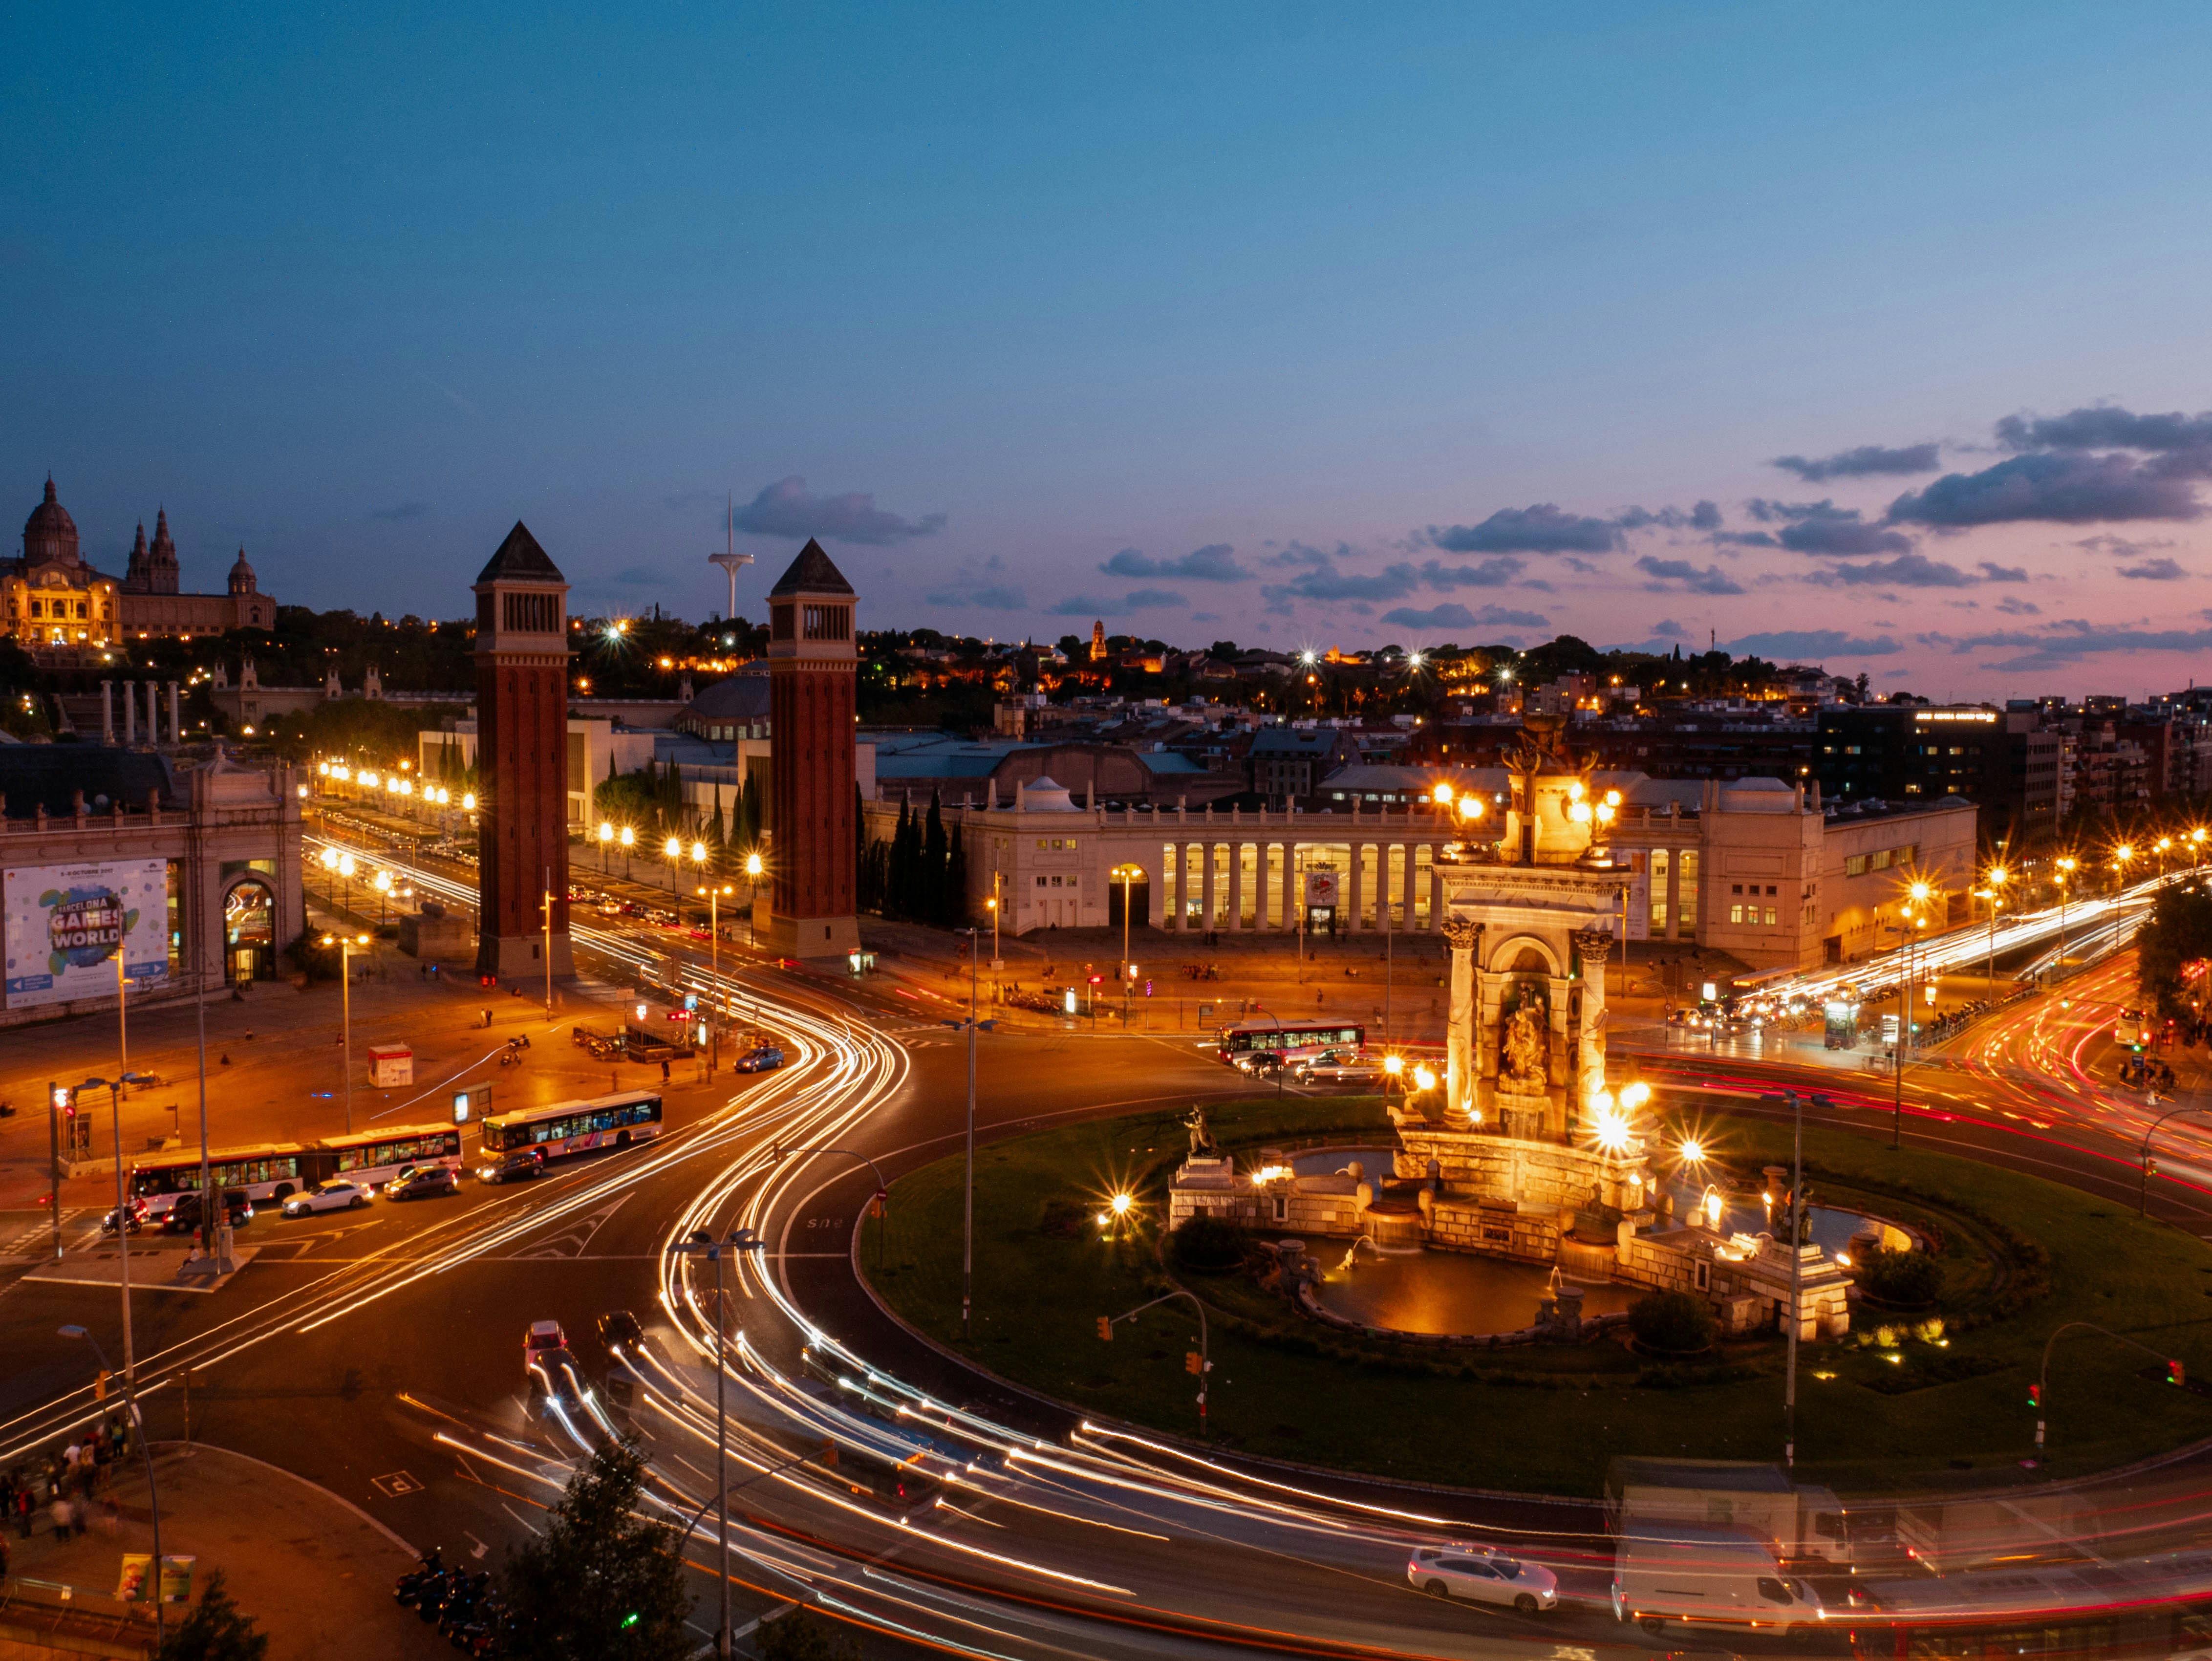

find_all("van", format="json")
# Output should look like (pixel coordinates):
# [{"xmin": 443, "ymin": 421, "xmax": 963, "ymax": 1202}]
[{"xmin": 1613, "ymin": 1520, "xmax": 1825, "ymax": 1640}]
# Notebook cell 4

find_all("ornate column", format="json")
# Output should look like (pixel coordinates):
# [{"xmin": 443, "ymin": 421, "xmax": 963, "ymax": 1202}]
[
  {"xmin": 1441, "ymin": 915, "xmax": 1481, "ymax": 1126},
  {"xmin": 1572, "ymin": 927, "xmax": 1615, "ymax": 1129},
  {"xmin": 101, "ymin": 681, "xmax": 114, "ymax": 743},
  {"xmin": 1173, "ymin": 842, "xmax": 1189, "ymax": 930},
  {"xmin": 123, "ymin": 681, "xmax": 137, "ymax": 744},
  {"xmin": 1227, "ymin": 841, "xmax": 1245, "ymax": 931}
]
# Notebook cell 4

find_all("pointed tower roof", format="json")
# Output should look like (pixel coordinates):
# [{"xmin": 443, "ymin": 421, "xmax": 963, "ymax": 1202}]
[
  {"xmin": 150, "ymin": 508, "xmax": 175, "ymax": 557},
  {"xmin": 475, "ymin": 520, "xmax": 565, "ymax": 584},
  {"xmin": 767, "ymin": 538, "xmax": 854, "ymax": 597}
]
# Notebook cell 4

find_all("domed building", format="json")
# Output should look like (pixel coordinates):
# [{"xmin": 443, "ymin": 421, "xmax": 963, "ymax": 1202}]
[
  {"xmin": 3, "ymin": 480, "xmax": 279, "ymax": 649},
  {"xmin": 2, "ymin": 478, "xmax": 120, "ymax": 651}
]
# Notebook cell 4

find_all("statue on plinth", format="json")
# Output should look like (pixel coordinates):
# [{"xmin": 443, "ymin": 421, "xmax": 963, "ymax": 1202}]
[
  {"xmin": 1501, "ymin": 1000, "xmax": 1549, "ymax": 1093},
  {"xmin": 1184, "ymin": 1103, "xmax": 1219, "ymax": 1158}
]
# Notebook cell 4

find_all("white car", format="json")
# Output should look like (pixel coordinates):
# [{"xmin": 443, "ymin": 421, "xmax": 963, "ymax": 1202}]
[
  {"xmin": 1407, "ymin": 1545, "xmax": 1559, "ymax": 1614},
  {"xmin": 283, "ymin": 1179, "xmax": 374, "ymax": 1216}
]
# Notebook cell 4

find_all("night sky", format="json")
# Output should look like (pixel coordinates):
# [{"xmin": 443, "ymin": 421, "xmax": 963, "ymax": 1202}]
[{"xmin": 9, "ymin": 3, "xmax": 2212, "ymax": 695}]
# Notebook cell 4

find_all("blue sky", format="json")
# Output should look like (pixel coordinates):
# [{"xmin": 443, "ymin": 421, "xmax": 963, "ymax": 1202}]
[{"xmin": 9, "ymin": 2, "xmax": 2212, "ymax": 695}]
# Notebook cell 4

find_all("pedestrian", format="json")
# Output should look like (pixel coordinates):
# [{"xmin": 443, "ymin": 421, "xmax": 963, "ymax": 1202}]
[
  {"xmin": 48, "ymin": 1491, "xmax": 70, "ymax": 1539},
  {"xmin": 660, "ymin": 1059, "xmax": 670, "ymax": 1084},
  {"xmin": 15, "ymin": 1483, "xmax": 31, "ymax": 1538}
]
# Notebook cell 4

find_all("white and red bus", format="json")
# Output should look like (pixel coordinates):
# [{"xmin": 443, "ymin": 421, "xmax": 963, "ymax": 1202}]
[
  {"xmin": 310, "ymin": 1124, "xmax": 464, "ymax": 1188},
  {"xmin": 479, "ymin": 1090, "xmax": 663, "ymax": 1162},
  {"xmin": 1216, "ymin": 1019, "xmax": 1366, "ymax": 1067},
  {"xmin": 128, "ymin": 1143, "xmax": 314, "ymax": 1217}
]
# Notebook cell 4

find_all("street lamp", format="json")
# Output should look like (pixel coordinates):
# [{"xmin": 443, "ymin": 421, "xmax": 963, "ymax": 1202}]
[
  {"xmin": 1980, "ymin": 865, "xmax": 2008, "ymax": 994},
  {"xmin": 75, "ymin": 1072, "xmax": 157, "ymax": 1381},
  {"xmin": 663, "ymin": 835, "xmax": 682, "ymax": 895},
  {"xmin": 373, "ymin": 867, "xmax": 393, "ymax": 926},
  {"xmin": 664, "ymin": 1226, "xmax": 763, "ymax": 1660},
  {"xmin": 599, "ymin": 820, "xmax": 614, "ymax": 873},
  {"xmin": 744, "ymin": 851, "xmax": 763, "ymax": 947},
  {"xmin": 2055, "ymin": 855, "xmax": 2078, "ymax": 975},
  {"xmin": 696, "ymin": 882, "xmax": 733, "ymax": 1059},
  {"xmin": 58, "ymin": 1325, "xmax": 168, "ymax": 1645},
  {"xmin": 321, "ymin": 933, "xmax": 371, "ymax": 1133},
  {"xmin": 620, "ymin": 824, "xmax": 635, "ymax": 878}
]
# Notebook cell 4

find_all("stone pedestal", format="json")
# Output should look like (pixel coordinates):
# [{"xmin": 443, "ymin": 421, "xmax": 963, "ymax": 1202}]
[{"xmin": 1495, "ymin": 1091, "xmax": 1548, "ymax": 1142}]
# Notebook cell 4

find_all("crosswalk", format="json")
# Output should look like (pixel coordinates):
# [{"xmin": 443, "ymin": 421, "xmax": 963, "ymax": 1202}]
[{"xmin": 0, "ymin": 1208, "xmax": 95, "ymax": 1260}]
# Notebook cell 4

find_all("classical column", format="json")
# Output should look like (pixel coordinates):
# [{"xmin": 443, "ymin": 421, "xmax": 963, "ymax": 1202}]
[
  {"xmin": 1441, "ymin": 915, "xmax": 1481, "ymax": 1126},
  {"xmin": 168, "ymin": 682, "xmax": 181, "ymax": 745},
  {"xmin": 1572, "ymin": 927, "xmax": 1615, "ymax": 1138},
  {"xmin": 101, "ymin": 681, "xmax": 114, "ymax": 743},
  {"xmin": 1169, "ymin": 842, "xmax": 1185, "ymax": 930},
  {"xmin": 1282, "ymin": 841, "xmax": 1297, "ymax": 930},
  {"xmin": 1664, "ymin": 851, "xmax": 1681, "ymax": 942},
  {"xmin": 122, "ymin": 682, "xmax": 137, "ymax": 744},
  {"xmin": 1227, "ymin": 841, "xmax": 1245, "ymax": 931},
  {"xmin": 1348, "ymin": 843, "xmax": 1366, "ymax": 931}
]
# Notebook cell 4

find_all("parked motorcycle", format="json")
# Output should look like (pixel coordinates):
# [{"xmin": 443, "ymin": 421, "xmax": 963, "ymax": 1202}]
[{"xmin": 394, "ymin": 1549, "xmax": 447, "ymax": 1608}]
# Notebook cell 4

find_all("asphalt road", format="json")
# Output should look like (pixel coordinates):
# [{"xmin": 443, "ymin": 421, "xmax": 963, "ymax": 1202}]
[{"xmin": 6, "ymin": 833, "xmax": 2209, "ymax": 1658}]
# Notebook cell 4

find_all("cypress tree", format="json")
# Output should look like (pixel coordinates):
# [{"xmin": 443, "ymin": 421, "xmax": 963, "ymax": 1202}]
[
  {"xmin": 923, "ymin": 791, "xmax": 948, "ymax": 922},
  {"xmin": 945, "ymin": 822, "xmax": 967, "ymax": 927},
  {"xmin": 889, "ymin": 798, "xmax": 914, "ymax": 918}
]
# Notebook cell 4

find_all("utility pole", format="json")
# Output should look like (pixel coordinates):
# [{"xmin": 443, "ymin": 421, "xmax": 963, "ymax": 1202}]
[
  {"xmin": 1784, "ymin": 1088, "xmax": 1803, "ymax": 1471},
  {"xmin": 665, "ymin": 1226, "xmax": 760, "ymax": 1660},
  {"xmin": 47, "ymin": 1081, "xmax": 64, "ymax": 1260},
  {"xmin": 964, "ymin": 927, "xmax": 978, "ymax": 1342},
  {"xmin": 542, "ymin": 869, "xmax": 554, "ymax": 1020}
]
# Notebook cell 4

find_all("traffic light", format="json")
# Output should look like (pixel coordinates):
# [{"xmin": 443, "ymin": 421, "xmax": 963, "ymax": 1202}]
[
  {"xmin": 94, "ymin": 1369, "xmax": 109, "ymax": 1402},
  {"xmin": 1096, "ymin": 1316, "xmax": 1112, "ymax": 1342},
  {"xmin": 2027, "ymin": 1382, "xmax": 2040, "ymax": 1408},
  {"xmin": 1185, "ymin": 1351, "xmax": 1203, "ymax": 1376},
  {"xmin": 2171, "ymin": 1360, "xmax": 2188, "ymax": 1388}
]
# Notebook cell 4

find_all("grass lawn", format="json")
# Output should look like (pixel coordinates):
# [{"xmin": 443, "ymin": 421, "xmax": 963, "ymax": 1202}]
[{"xmin": 860, "ymin": 1094, "xmax": 2212, "ymax": 1496}]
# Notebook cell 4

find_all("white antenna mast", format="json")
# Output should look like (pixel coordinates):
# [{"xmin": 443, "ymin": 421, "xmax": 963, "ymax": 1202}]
[{"xmin": 709, "ymin": 492, "xmax": 753, "ymax": 625}]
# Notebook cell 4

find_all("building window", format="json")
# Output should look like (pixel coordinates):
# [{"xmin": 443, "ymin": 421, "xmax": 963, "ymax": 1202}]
[
  {"xmin": 801, "ymin": 604, "xmax": 851, "ymax": 641},
  {"xmin": 1845, "ymin": 854, "xmax": 1868, "ymax": 877},
  {"xmin": 1649, "ymin": 848, "xmax": 1670, "ymax": 934},
  {"xmin": 1729, "ymin": 904, "xmax": 1743, "ymax": 924},
  {"xmin": 1765, "ymin": 907, "xmax": 1778, "ymax": 925},
  {"xmin": 501, "ymin": 591, "xmax": 560, "ymax": 632}
]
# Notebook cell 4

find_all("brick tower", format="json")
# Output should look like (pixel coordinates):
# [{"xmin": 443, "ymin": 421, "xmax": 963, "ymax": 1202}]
[
  {"xmin": 472, "ymin": 522, "xmax": 574, "ymax": 979},
  {"xmin": 763, "ymin": 539, "xmax": 860, "ymax": 957}
]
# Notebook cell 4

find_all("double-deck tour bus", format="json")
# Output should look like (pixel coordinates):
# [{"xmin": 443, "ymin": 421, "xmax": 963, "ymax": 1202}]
[
  {"xmin": 126, "ymin": 1125, "xmax": 465, "ymax": 1215},
  {"xmin": 128, "ymin": 1143, "xmax": 313, "ymax": 1217},
  {"xmin": 479, "ymin": 1089, "xmax": 664, "ymax": 1163},
  {"xmin": 1216, "ymin": 1019, "xmax": 1365, "ymax": 1067},
  {"xmin": 311, "ymin": 1124, "xmax": 464, "ymax": 1187},
  {"xmin": 1845, "ymin": 1553, "xmax": 2212, "ymax": 1659}
]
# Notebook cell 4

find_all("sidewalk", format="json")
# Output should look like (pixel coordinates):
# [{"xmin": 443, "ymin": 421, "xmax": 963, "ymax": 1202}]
[{"xmin": 1, "ymin": 1442, "xmax": 450, "ymax": 1660}]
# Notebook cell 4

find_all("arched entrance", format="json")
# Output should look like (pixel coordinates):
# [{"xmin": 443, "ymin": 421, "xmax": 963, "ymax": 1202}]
[{"xmin": 224, "ymin": 879, "xmax": 276, "ymax": 985}]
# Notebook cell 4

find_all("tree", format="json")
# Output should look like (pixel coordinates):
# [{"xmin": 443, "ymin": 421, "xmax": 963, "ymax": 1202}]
[
  {"xmin": 2137, "ymin": 882, "xmax": 2212, "ymax": 1023},
  {"xmin": 492, "ymin": 1438, "xmax": 691, "ymax": 1660},
  {"xmin": 155, "ymin": 1570, "xmax": 268, "ymax": 1661},
  {"xmin": 944, "ymin": 821, "xmax": 967, "ymax": 926},
  {"xmin": 754, "ymin": 1608, "xmax": 860, "ymax": 1661},
  {"xmin": 922, "ymin": 791, "xmax": 948, "ymax": 921}
]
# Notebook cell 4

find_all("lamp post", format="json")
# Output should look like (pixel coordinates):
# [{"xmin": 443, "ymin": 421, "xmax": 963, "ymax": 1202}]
[
  {"xmin": 620, "ymin": 824, "xmax": 635, "ymax": 879},
  {"xmin": 2054, "ymin": 856, "xmax": 2077, "ymax": 976},
  {"xmin": 373, "ymin": 867, "xmax": 392, "ymax": 927},
  {"xmin": 2035, "ymin": 1321, "xmax": 2187, "ymax": 1457},
  {"xmin": 663, "ymin": 1225, "xmax": 762, "ymax": 1661},
  {"xmin": 58, "ymin": 1325, "xmax": 166, "ymax": 1645},
  {"xmin": 1782, "ymin": 1088, "xmax": 1804, "ymax": 1472},
  {"xmin": 697, "ymin": 881, "xmax": 732, "ymax": 1060},
  {"xmin": 78, "ymin": 1072, "xmax": 156, "ymax": 1381},
  {"xmin": 1983, "ymin": 865, "xmax": 2007, "ymax": 996},
  {"xmin": 599, "ymin": 820, "xmax": 614, "ymax": 874},
  {"xmin": 2114, "ymin": 843, "xmax": 2135, "ymax": 898},
  {"xmin": 322, "ymin": 933, "xmax": 370, "ymax": 1133},
  {"xmin": 744, "ymin": 851, "xmax": 763, "ymax": 948}
]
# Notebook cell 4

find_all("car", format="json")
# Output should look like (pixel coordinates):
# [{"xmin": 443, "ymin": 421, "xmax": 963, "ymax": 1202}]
[
  {"xmin": 478, "ymin": 1147, "xmax": 546, "ymax": 1185},
  {"xmin": 283, "ymin": 1179, "xmax": 373, "ymax": 1216},
  {"xmin": 1232, "ymin": 1050, "xmax": 1286, "ymax": 1076},
  {"xmin": 385, "ymin": 1165, "xmax": 459, "ymax": 1201},
  {"xmin": 1295, "ymin": 1056, "xmax": 1384, "ymax": 1086},
  {"xmin": 596, "ymin": 1310, "xmax": 644, "ymax": 1355},
  {"xmin": 1406, "ymin": 1544, "xmax": 1559, "ymax": 1614},
  {"xmin": 161, "ymin": 1188, "xmax": 254, "ymax": 1232},
  {"xmin": 735, "ymin": 1045, "xmax": 785, "ymax": 1073},
  {"xmin": 524, "ymin": 1319, "xmax": 569, "ymax": 1372}
]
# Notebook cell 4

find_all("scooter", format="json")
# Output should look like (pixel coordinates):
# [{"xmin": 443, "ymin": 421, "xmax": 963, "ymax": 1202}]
[
  {"xmin": 394, "ymin": 1548, "xmax": 446, "ymax": 1606},
  {"xmin": 432, "ymin": 1571, "xmax": 491, "ymax": 1632}
]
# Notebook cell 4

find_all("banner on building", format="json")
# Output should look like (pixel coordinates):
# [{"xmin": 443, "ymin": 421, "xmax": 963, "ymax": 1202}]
[
  {"xmin": 3, "ymin": 858, "xmax": 170, "ymax": 1008},
  {"xmin": 1303, "ymin": 870, "xmax": 1340, "ymax": 909}
]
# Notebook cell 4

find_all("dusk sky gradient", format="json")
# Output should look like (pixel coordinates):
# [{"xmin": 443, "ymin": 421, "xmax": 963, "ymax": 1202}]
[{"xmin": 10, "ymin": 3, "xmax": 2212, "ymax": 696}]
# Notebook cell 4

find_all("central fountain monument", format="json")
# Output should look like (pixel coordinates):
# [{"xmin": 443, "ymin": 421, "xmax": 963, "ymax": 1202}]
[{"xmin": 1166, "ymin": 713, "xmax": 1854, "ymax": 1344}]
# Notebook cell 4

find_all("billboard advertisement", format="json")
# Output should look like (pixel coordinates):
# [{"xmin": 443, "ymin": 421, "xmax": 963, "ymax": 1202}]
[
  {"xmin": 1303, "ymin": 869, "xmax": 1340, "ymax": 908},
  {"xmin": 3, "ymin": 858, "xmax": 170, "ymax": 1008}
]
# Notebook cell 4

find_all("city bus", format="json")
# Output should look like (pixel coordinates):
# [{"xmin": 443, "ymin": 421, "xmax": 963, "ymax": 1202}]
[
  {"xmin": 306, "ymin": 1124, "xmax": 464, "ymax": 1187},
  {"xmin": 479, "ymin": 1090, "xmax": 664, "ymax": 1162},
  {"xmin": 1216, "ymin": 1019, "xmax": 1365, "ymax": 1068},
  {"xmin": 128, "ymin": 1143, "xmax": 313, "ymax": 1218},
  {"xmin": 1845, "ymin": 1557, "xmax": 2212, "ymax": 1659}
]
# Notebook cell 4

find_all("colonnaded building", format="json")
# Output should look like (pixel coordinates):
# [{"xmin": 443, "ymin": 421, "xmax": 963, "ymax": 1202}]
[
  {"xmin": 3, "ymin": 479, "xmax": 278, "ymax": 653},
  {"xmin": 859, "ymin": 771, "xmax": 1976, "ymax": 971}
]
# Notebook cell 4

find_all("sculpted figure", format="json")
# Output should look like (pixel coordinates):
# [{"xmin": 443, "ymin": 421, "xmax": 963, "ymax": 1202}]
[
  {"xmin": 1501, "ymin": 998, "xmax": 1549, "ymax": 1092},
  {"xmin": 1184, "ymin": 1103, "xmax": 1218, "ymax": 1157}
]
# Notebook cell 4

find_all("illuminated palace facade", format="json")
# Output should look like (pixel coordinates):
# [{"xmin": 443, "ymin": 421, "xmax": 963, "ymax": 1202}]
[{"xmin": 4, "ymin": 479, "xmax": 278, "ymax": 653}]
